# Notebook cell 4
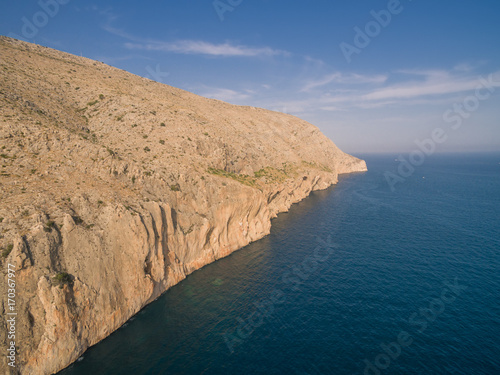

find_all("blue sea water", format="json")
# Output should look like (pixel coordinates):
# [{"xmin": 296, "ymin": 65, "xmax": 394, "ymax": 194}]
[{"xmin": 60, "ymin": 153, "xmax": 500, "ymax": 375}]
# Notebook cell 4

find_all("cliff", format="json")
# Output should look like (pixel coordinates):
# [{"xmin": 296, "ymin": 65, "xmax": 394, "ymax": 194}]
[{"xmin": 0, "ymin": 36, "xmax": 366, "ymax": 374}]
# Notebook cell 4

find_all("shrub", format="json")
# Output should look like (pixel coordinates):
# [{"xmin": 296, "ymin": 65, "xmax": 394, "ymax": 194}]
[
  {"xmin": 170, "ymin": 184, "xmax": 181, "ymax": 192},
  {"xmin": 44, "ymin": 221, "xmax": 56, "ymax": 232},
  {"xmin": 254, "ymin": 166, "xmax": 289, "ymax": 183},
  {"xmin": 52, "ymin": 272, "xmax": 72, "ymax": 288},
  {"xmin": 87, "ymin": 100, "xmax": 98, "ymax": 106},
  {"xmin": 207, "ymin": 168, "xmax": 257, "ymax": 188},
  {"xmin": 181, "ymin": 224, "xmax": 194, "ymax": 235},
  {"xmin": 72, "ymin": 216, "xmax": 83, "ymax": 225},
  {"xmin": 1, "ymin": 243, "xmax": 13, "ymax": 258}
]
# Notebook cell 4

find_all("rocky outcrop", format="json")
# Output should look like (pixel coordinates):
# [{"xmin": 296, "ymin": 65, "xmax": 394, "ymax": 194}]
[{"xmin": 0, "ymin": 36, "xmax": 366, "ymax": 374}]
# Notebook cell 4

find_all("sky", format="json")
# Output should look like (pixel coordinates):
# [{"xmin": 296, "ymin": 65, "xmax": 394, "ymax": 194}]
[{"xmin": 1, "ymin": 0, "xmax": 500, "ymax": 154}]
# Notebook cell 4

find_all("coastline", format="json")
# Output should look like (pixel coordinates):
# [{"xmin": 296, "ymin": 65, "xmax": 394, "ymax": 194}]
[
  {"xmin": 48, "ymin": 161, "xmax": 366, "ymax": 374},
  {"xmin": 0, "ymin": 36, "xmax": 367, "ymax": 375}
]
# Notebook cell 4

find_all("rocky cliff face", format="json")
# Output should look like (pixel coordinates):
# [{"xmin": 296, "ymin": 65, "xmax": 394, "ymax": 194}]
[{"xmin": 0, "ymin": 36, "xmax": 366, "ymax": 374}]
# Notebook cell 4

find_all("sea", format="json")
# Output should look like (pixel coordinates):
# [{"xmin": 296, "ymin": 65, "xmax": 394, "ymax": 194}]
[{"xmin": 60, "ymin": 153, "xmax": 500, "ymax": 375}]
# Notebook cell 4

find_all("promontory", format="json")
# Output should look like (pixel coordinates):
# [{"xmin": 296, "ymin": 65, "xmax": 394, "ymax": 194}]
[{"xmin": 0, "ymin": 36, "xmax": 366, "ymax": 374}]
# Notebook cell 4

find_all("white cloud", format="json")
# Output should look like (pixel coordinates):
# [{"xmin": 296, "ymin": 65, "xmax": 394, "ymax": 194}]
[
  {"xmin": 197, "ymin": 87, "xmax": 251, "ymax": 102},
  {"xmin": 304, "ymin": 56, "xmax": 326, "ymax": 66},
  {"xmin": 361, "ymin": 71, "xmax": 500, "ymax": 101},
  {"xmin": 301, "ymin": 72, "xmax": 388, "ymax": 92},
  {"xmin": 98, "ymin": 8, "xmax": 289, "ymax": 58},
  {"xmin": 294, "ymin": 69, "xmax": 500, "ymax": 112},
  {"xmin": 124, "ymin": 40, "xmax": 289, "ymax": 57},
  {"xmin": 319, "ymin": 106, "xmax": 346, "ymax": 112}
]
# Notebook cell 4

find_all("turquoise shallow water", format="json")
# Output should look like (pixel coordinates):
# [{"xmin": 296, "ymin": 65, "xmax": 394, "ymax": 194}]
[{"xmin": 60, "ymin": 153, "xmax": 500, "ymax": 375}]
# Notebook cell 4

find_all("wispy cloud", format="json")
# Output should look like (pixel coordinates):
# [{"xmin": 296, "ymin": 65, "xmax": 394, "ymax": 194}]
[
  {"xmin": 301, "ymin": 72, "xmax": 388, "ymax": 92},
  {"xmin": 93, "ymin": 7, "xmax": 135, "ymax": 40},
  {"xmin": 124, "ymin": 40, "xmax": 289, "ymax": 57},
  {"xmin": 361, "ymin": 70, "xmax": 500, "ymax": 101},
  {"xmin": 93, "ymin": 8, "xmax": 498, "ymax": 116},
  {"xmin": 295, "ymin": 69, "xmax": 500, "ymax": 112},
  {"xmin": 304, "ymin": 56, "xmax": 326, "ymax": 66},
  {"xmin": 97, "ymin": 8, "xmax": 288, "ymax": 58},
  {"xmin": 197, "ymin": 87, "xmax": 252, "ymax": 102},
  {"xmin": 180, "ymin": 67, "xmax": 499, "ymax": 124}
]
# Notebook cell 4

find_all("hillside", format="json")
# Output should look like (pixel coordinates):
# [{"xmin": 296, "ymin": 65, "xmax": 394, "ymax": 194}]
[{"xmin": 0, "ymin": 36, "xmax": 366, "ymax": 374}]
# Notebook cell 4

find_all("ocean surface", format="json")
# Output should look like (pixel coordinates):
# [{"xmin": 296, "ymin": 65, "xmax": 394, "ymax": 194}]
[{"xmin": 60, "ymin": 153, "xmax": 500, "ymax": 375}]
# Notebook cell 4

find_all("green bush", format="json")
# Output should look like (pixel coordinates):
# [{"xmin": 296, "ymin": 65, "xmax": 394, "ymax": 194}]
[
  {"xmin": 254, "ymin": 166, "xmax": 288, "ymax": 183},
  {"xmin": 44, "ymin": 221, "xmax": 56, "ymax": 232},
  {"xmin": 1, "ymin": 244, "xmax": 13, "ymax": 258},
  {"xmin": 72, "ymin": 216, "xmax": 83, "ymax": 225},
  {"xmin": 52, "ymin": 272, "xmax": 72, "ymax": 288},
  {"xmin": 207, "ymin": 168, "xmax": 257, "ymax": 188}
]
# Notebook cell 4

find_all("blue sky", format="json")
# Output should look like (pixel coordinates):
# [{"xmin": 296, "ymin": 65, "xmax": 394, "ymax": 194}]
[{"xmin": 1, "ymin": 0, "xmax": 500, "ymax": 153}]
